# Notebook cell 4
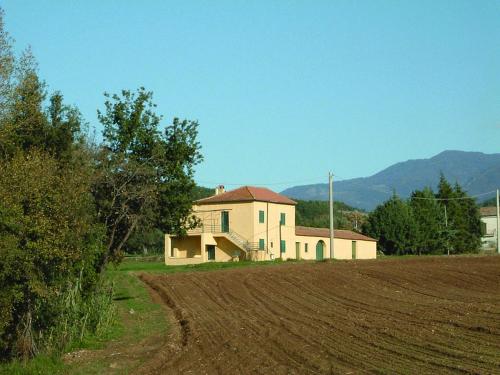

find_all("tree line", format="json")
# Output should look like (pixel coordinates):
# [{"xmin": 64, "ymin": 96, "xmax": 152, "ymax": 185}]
[
  {"xmin": 295, "ymin": 200, "xmax": 366, "ymax": 231},
  {"xmin": 362, "ymin": 175, "xmax": 482, "ymax": 255},
  {"xmin": 0, "ymin": 8, "xmax": 202, "ymax": 360}
]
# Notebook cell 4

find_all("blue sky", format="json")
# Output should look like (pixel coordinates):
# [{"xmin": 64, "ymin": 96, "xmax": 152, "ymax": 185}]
[{"xmin": 2, "ymin": 1, "xmax": 499, "ymax": 190}]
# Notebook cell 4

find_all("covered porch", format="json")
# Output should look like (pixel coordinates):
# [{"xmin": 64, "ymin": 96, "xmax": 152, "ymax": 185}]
[{"xmin": 165, "ymin": 232, "xmax": 252, "ymax": 265}]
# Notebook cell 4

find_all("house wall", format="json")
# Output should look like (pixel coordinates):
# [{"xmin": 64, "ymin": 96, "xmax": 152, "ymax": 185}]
[
  {"xmin": 333, "ymin": 239, "xmax": 354, "ymax": 260},
  {"xmin": 481, "ymin": 216, "xmax": 498, "ymax": 249},
  {"xmin": 353, "ymin": 240, "xmax": 377, "ymax": 259},
  {"xmin": 193, "ymin": 202, "xmax": 255, "ymax": 240},
  {"xmin": 214, "ymin": 237, "xmax": 242, "ymax": 262},
  {"xmin": 171, "ymin": 236, "xmax": 201, "ymax": 258},
  {"xmin": 295, "ymin": 235, "xmax": 376, "ymax": 260},
  {"xmin": 252, "ymin": 201, "xmax": 296, "ymax": 260},
  {"xmin": 294, "ymin": 235, "xmax": 329, "ymax": 260},
  {"xmin": 482, "ymin": 216, "xmax": 497, "ymax": 236}
]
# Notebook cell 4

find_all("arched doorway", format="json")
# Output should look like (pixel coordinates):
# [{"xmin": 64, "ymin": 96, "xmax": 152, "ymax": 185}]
[{"xmin": 316, "ymin": 240, "xmax": 325, "ymax": 261}]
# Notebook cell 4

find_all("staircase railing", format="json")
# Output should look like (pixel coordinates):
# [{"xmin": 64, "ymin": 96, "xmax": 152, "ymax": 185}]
[
  {"xmin": 225, "ymin": 229, "xmax": 260, "ymax": 252},
  {"xmin": 187, "ymin": 223, "xmax": 259, "ymax": 253}
]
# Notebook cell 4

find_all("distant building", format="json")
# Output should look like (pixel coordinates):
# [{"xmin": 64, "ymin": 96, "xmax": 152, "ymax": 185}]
[
  {"xmin": 165, "ymin": 186, "xmax": 377, "ymax": 265},
  {"xmin": 479, "ymin": 207, "xmax": 498, "ymax": 249}
]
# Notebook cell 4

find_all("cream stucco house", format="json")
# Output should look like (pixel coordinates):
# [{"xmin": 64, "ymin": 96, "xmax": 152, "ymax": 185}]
[{"xmin": 165, "ymin": 186, "xmax": 377, "ymax": 265}]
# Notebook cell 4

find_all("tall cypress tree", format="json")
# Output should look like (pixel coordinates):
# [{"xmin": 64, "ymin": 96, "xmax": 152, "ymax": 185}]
[
  {"xmin": 436, "ymin": 174, "xmax": 481, "ymax": 253},
  {"xmin": 363, "ymin": 194, "xmax": 418, "ymax": 255},
  {"xmin": 410, "ymin": 187, "xmax": 444, "ymax": 255}
]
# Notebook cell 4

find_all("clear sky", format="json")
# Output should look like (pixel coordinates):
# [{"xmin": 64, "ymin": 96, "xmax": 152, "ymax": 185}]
[{"xmin": 2, "ymin": 0, "xmax": 499, "ymax": 190}]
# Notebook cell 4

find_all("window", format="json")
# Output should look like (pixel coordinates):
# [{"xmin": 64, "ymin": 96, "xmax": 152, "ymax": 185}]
[
  {"xmin": 259, "ymin": 210, "xmax": 265, "ymax": 223},
  {"xmin": 305, "ymin": 243, "xmax": 308, "ymax": 253},
  {"xmin": 259, "ymin": 239, "xmax": 265, "ymax": 250},
  {"xmin": 280, "ymin": 240, "xmax": 286, "ymax": 253},
  {"xmin": 280, "ymin": 213, "xmax": 286, "ymax": 225}
]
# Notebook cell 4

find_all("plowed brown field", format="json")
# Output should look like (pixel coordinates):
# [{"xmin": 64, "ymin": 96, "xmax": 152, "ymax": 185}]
[{"xmin": 138, "ymin": 256, "xmax": 500, "ymax": 374}]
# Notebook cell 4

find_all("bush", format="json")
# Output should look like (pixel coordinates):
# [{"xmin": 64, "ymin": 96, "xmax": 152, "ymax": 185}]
[{"xmin": 0, "ymin": 151, "xmax": 106, "ymax": 359}]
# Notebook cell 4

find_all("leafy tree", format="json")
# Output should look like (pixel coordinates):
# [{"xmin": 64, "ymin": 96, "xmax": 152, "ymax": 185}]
[
  {"xmin": 124, "ymin": 228, "xmax": 164, "ymax": 255},
  {"xmin": 4, "ymin": 49, "xmax": 47, "ymax": 154},
  {"xmin": 158, "ymin": 118, "xmax": 204, "ymax": 234},
  {"xmin": 192, "ymin": 185, "xmax": 214, "ymax": 200},
  {"xmin": 46, "ymin": 91, "xmax": 85, "ymax": 160},
  {"xmin": 409, "ymin": 187, "xmax": 444, "ymax": 255},
  {"xmin": 0, "ymin": 8, "xmax": 14, "ymax": 121},
  {"xmin": 94, "ymin": 88, "xmax": 203, "ymax": 267},
  {"xmin": 436, "ymin": 175, "xmax": 481, "ymax": 253},
  {"xmin": 0, "ymin": 8, "xmax": 111, "ymax": 361},
  {"xmin": 295, "ymin": 200, "xmax": 362, "ymax": 230},
  {"xmin": 363, "ymin": 194, "xmax": 418, "ymax": 255},
  {"xmin": 0, "ymin": 151, "xmax": 104, "ymax": 358}
]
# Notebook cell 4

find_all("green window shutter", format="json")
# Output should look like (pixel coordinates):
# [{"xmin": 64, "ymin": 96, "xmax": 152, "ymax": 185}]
[
  {"xmin": 280, "ymin": 240, "xmax": 286, "ymax": 253},
  {"xmin": 259, "ymin": 239, "xmax": 265, "ymax": 250},
  {"xmin": 259, "ymin": 210, "xmax": 265, "ymax": 223},
  {"xmin": 280, "ymin": 213, "xmax": 286, "ymax": 225}
]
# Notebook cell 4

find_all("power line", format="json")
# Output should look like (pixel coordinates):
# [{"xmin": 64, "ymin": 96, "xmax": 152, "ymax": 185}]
[
  {"xmin": 196, "ymin": 176, "xmax": 326, "ymax": 187},
  {"xmin": 410, "ymin": 190, "xmax": 496, "ymax": 201}
]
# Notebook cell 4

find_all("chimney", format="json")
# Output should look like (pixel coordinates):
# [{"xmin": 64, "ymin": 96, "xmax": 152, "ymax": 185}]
[{"xmin": 215, "ymin": 185, "xmax": 225, "ymax": 195}]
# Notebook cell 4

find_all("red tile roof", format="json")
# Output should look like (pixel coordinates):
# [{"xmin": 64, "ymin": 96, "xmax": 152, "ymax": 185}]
[
  {"xmin": 196, "ymin": 186, "xmax": 297, "ymax": 205},
  {"xmin": 295, "ymin": 226, "xmax": 377, "ymax": 242},
  {"xmin": 480, "ymin": 207, "xmax": 497, "ymax": 217}
]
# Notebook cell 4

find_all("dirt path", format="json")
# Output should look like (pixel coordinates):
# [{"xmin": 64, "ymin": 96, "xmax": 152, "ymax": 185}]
[{"xmin": 136, "ymin": 256, "xmax": 500, "ymax": 374}]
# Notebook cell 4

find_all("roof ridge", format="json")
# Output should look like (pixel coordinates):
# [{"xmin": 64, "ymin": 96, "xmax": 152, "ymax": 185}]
[{"xmin": 245, "ymin": 186, "xmax": 256, "ymax": 199}]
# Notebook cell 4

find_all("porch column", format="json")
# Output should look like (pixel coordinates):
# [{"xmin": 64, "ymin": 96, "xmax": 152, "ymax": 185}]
[{"xmin": 164, "ymin": 234, "xmax": 172, "ymax": 265}]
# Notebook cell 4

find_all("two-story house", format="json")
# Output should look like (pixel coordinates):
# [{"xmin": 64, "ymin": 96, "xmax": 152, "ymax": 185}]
[{"xmin": 165, "ymin": 186, "xmax": 377, "ymax": 265}]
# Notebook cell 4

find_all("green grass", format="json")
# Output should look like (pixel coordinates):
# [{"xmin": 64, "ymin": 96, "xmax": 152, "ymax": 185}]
[
  {"xmin": 0, "ymin": 355, "xmax": 65, "ymax": 375},
  {"xmin": 116, "ymin": 258, "xmax": 285, "ymax": 273},
  {"xmin": 0, "ymin": 264, "xmax": 170, "ymax": 375},
  {"xmin": 63, "ymin": 268, "xmax": 169, "ymax": 375}
]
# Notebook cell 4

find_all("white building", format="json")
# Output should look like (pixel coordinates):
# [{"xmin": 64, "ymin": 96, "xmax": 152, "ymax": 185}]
[{"xmin": 479, "ymin": 207, "xmax": 498, "ymax": 250}]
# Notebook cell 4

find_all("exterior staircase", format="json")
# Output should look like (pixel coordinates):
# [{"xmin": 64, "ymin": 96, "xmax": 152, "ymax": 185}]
[
  {"xmin": 224, "ymin": 229, "xmax": 260, "ymax": 253},
  {"xmin": 188, "ymin": 224, "xmax": 259, "ymax": 254}
]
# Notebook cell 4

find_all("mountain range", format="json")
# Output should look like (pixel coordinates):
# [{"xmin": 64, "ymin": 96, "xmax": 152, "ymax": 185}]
[{"xmin": 281, "ymin": 151, "xmax": 500, "ymax": 211}]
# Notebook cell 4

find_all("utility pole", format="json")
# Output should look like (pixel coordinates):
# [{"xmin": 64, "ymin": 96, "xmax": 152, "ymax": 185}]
[
  {"xmin": 444, "ymin": 205, "xmax": 449, "ymax": 256},
  {"xmin": 329, "ymin": 172, "xmax": 334, "ymax": 259},
  {"xmin": 496, "ymin": 189, "xmax": 499, "ymax": 254}
]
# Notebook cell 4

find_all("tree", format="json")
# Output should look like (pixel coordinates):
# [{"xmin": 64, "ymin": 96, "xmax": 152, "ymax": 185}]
[
  {"xmin": 0, "ymin": 151, "xmax": 104, "ymax": 358},
  {"xmin": 436, "ymin": 175, "xmax": 481, "ymax": 253},
  {"xmin": 94, "ymin": 88, "xmax": 203, "ymax": 267},
  {"xmin": 157, "ymin": 117, "xmax": 203, "ymax": 235},
  {"xmin": 46, "ymin": 91, "xmax": 85, "ymax": 160},
  {"xmin": 0, "ymin": 8, "xmax": 15, "ymax": 121},
  {"xmin": 5, "ymin": 49, "xmax": 47, "ymax": 154},
  {"xmin": 409, "ymin": 187, "xmax": 444, "ymax": 255},
  {"xmin": 294, "ymin": 199, "xmax": 361, "ymax": 230},
  {"xmin": 0, "ymin": 8, "xmax": 110, "ymax": 361},
  {"xmin": 363, "ymin": 194, "xmax": 418, "ymax": 255}
]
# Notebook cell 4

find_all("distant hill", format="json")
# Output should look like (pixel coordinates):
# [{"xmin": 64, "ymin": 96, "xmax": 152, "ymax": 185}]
[{"xmin": 281, "ymin": 151, "xmax": 500, "ymax": 211}]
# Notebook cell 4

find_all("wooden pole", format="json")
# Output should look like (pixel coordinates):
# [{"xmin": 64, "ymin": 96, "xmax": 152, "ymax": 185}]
[
  {"xmin": 496, "ymin": 189, "xmax": 499, "ymax": 254},
  {"xmin": 444, "ymin": 205, "xmax": 449, "ymax": 256},
  {"xmin": 329, "ymin": 172, "xmax": 334, "ymax": 259}
]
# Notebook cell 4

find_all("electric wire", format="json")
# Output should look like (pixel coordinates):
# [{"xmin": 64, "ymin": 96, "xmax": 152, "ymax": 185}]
[
  {"xmin": 196, "ymin": 176, "xmax": 328, "ymax": 187},
  {"xmin": 410, "ymin": 190, "xmax": 496, "ymax": 201}
]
